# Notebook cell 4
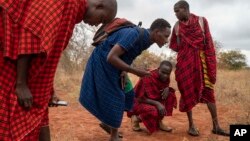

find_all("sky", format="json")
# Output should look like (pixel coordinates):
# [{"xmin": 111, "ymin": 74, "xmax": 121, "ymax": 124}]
[{"xmin": 115, "ymin": 0, "xmax": 250, "ymax": 65}]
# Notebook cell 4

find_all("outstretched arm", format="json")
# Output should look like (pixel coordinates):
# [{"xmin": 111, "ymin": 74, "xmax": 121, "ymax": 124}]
[{"xmin": 107, "ymin": 44, "xmax": 150, "ymax": 77}]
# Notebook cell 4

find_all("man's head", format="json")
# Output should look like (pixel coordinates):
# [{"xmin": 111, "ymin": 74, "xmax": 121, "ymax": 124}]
[
  {"xmin": 158, "ymin": 60, "xmax": 172, "ymax": 82},
  {"xmin": 84, "ymin": 0, "xmax": 117, "ymax": 26},
  {"xmin": 149, "ymin": 18, "xmax": 171, "ymax": 48},
  {"xmin": 174, "ymin": 0, "xmax": 190, "ymax": 21}
]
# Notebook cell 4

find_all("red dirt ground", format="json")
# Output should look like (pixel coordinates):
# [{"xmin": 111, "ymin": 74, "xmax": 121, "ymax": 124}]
[{"xmin": 49, "ymin": 90, "xmax": 231, "ymax": 141}]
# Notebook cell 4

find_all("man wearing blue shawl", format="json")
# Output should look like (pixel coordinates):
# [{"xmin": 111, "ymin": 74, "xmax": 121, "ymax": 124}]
[{"xmin": 79, "ymin": 18, "xmax": 171, "ymax": 141}]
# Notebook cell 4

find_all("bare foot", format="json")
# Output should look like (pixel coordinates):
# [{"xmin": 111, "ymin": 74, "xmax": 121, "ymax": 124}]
[
  {"xmin": 131, "ymin": 115, "xmax": 141, "ymax": 131},
  {"xmin": 99, "ymin": 123, "xmax": 123, "ymax": 138},
  {"xmin": 159, "ymin": 121, "xmax": 172, "ymax": 132},
  {"xmin": 187, "ymin": 127, "xmax": 199, "ymax": 136},
  {"xmin": 212, "ymin": 128, "xmax": 230, "ymax": 136}
]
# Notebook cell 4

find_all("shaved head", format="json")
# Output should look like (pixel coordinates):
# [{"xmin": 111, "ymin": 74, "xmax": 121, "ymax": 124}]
[
  {"xmin": 174, "ymin": 0, "xmax": 189, "ymax": 10},
  {"xmin": 84, "ymin": 0, "xmax": 117, "ymax": 26},
  {"xmin": 102, "ymin": 0, "xmax": 117, "ymax": 23}
]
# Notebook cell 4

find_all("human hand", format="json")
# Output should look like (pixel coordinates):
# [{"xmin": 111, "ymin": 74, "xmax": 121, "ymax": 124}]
[
  {"xmin": 161, "ymin": 87, "xmax": 169, "ymax": 100},
  {"xmin": 15, "ymin": 84, "xmax": 33, "ymax": 110},
  {"xmin": 48, "ymin": 92, "xmax": 60, "ymax": 107},
  {"xmin": 132, "ymin": 68, "xmax": 150, "ymax": 77},
  {"xmin": 156, "ymin": 103, "xmax": 166, "ymax": 117}
]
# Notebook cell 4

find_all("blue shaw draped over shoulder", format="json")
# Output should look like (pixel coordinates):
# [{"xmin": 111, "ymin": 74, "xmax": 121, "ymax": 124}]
[{"xmin": 79, "ymin": 27, "xmax": 152, "ymax": 128}]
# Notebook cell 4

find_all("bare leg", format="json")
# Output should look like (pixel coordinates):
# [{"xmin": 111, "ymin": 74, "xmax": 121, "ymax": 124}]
[
  {"xmin": 187, "ymin": 111, "xmax": 194, "ymax": 129},
  {"xmin": 207, "ymin": 102, "xmax": 229, "ymax": 136},
  {"xmin": 110, "ymin": 128, "xmax": 120, "ymax": 141},
  {"xmin": 207, "ymin": 102, "xmax": 219, "ymax": 129},
  {"xmin": 39, "ymin": 126, "xmax": 51, "ymax": 141},
  {"xmin": 187, "ymin": 110, "xmax": 199, "ymax": 136},
  {"xmin": 99, "ymin": 123, "xmax": 123, "ymax": 138}
]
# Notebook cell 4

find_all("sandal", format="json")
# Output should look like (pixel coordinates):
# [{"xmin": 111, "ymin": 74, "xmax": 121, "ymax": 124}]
[
  {"xmin": 159, "ymin": 121, "xmax": 172, "ymax": 132},
  {"xmin": 212, "ymin": 128, "xmax": 230, "ymax": 136},
  {"xmin": 187, "ymin": 127, "xmax": 200, "ymax": 136},
  {"xmin": 131, "ymin": 115, "xmax": 141, "ymax": 131},
  {"xmin": 99, "ymin": 123, "xmax": 123, "ymax": 138},
  {"xmin": 160, "ymin": 126, "xmax": 173, "ymax": 132}
]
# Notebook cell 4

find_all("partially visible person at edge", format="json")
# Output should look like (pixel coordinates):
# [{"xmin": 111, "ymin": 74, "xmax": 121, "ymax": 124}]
[
  {"xmin": 0, "ymin": 0, "xmax": 117, "ymax": 140},
  {"xmin": 79, "ymin": 18, "xmax": 171, "ymax": 141},
  {"xmin": 169, "ymin": 0, "xmax": 229, "ymax": 136},
  {"xmin": 127, "ymin": 60, "xmax": 177, "ymax": 134}
]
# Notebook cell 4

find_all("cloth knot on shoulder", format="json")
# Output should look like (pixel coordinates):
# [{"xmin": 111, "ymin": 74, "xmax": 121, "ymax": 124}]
[{"xmin": 92, "ymin": 18, "xmax": 135, "ymax": 46}]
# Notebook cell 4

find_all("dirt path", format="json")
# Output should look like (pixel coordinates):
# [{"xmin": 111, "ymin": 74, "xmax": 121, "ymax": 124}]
[{"xmin": 49, "ymin": 90, "xmax": 231, "ymax": 141}]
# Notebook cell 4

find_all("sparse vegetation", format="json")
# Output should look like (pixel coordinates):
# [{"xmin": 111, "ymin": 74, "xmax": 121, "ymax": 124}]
[
  {"xmin": 216, "ymin": 69, "xmax": 250, "ymax": 124},
  {"xmin": 132, "ymin": 50, "xmax": 163, "ymax": 69},
  {"xmin": 52, "ymin": 25, "xmax": 249, "ymax": 141},
  {"xmin": 218, "ymin": 50, "xmax": 247, "ymax": 70},
  {"xmin": 53, "ymin": 66, "xmax": 250, "ymax": 141}
]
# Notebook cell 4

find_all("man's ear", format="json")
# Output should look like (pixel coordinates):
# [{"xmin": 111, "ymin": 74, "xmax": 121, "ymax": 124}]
[
  {"xmin": 150, "ymin": 29, "xmax": 158, "ymax": 42},
  {"xmin": 154, "ymin": 29, "xmax": 161, "ymax": 36},
  {"xmin": 151, "ymin": 29, "xmax": 157, "ymax": 34}
]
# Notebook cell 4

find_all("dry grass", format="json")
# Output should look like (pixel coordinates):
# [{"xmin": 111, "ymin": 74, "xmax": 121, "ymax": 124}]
[
  {"xmin": 54, "ymin": 69, "xmax": 83, "ymax": 102},
  {"xmin": 128, "ymin": 69, "xmax": 250, "ymax": 125},
  {"xmin": 54, "ymin": 68, "xmax": 250, "ymax": 140},
  {"xmin": 215, "ymin": 69, "xmax": 250, "ymax": 124}
]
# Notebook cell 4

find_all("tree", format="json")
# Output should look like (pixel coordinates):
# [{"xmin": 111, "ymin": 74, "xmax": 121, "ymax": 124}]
[
  {"xmin": 213, "ymin": 40, "xmax": 223, "ymax": 55},
  {"xmin": 218, "ymin": 50, "xmax": 247, "ymax": 70},
  {"xmin": 132, "ymin": 50, "xmax": 163, "ymax": 69},
  {"xmin": 58, "ymin": 23, "xmax": 97, "ymax": 73},
  {"xmin": 159, "ymin": 50, "xmax": 177, "ymax": 67}
]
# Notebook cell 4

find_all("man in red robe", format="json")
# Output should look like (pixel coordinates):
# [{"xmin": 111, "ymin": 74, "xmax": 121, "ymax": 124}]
[
  {"xmin": 128, "ymin": 61, "xmax": 177, "ymax": 134},
  {"xmin": 169, "ymin": 0, "xmax": 229, "ymax": 136},
  {"xmin": 0, "ymin": 0, "xmax": 117, "ymax": 140}
]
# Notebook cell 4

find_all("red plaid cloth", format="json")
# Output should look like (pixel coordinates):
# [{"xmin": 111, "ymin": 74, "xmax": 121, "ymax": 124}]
[
  {"xmin": 169, "ymin": 14, "xmax": 216, "ymax": 112},
  {"xmin": 21, "ymin": 109, "xmax": 49, "ymax": 141},
  {"xmin": 128, "ymin": 69, "xmax": 177, "ymax": 133},
  {"xmin": 0, "ymin": 0, "xmax": 86, "ymax": 140},
  {"xmin": 92, "ymin": 18, "xmax": 133, "ymax": 46}
]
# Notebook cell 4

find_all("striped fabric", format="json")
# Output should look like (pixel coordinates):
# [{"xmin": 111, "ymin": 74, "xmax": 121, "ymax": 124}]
[
  {"xmin": 200, "ymin": 51, "xmax": 214, "ymax": 89},
  {"xmin": 169, "ymin": 14, "xmax": 217, "ymax": 112},
  {"xmin": 79, "ymin": 27, "xmax": 152, "ymax": 128},
  {"xmin": 0, "ymin": 0, "xmax": 86, "ymax": 140}
]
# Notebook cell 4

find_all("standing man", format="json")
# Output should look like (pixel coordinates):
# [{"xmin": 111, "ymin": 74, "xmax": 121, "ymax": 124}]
[
  {"xmin": 0, "ymin": 0, "xmax": 117, "ymax": 140},
  {"xmin": 79, "ymin": 18, "xmax": 171, "ymax": 141},
  {"xmin": 169, "ymin": 0, "xmax": 229, "ymax": 136}
]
